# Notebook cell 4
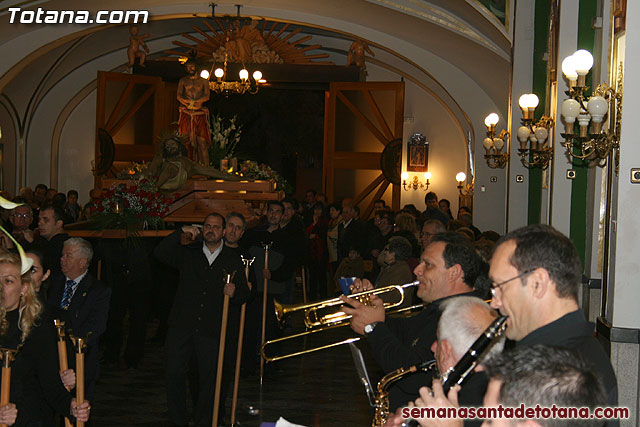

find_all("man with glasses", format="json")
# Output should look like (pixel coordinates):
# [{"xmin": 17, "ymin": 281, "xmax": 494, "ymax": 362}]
[
  {"xmin": 489, "ymin": 224, "xmax": 617, "ymax": 406},
  {"xmin": 7, "ymin": 202, "xmax": 35, "ymax": 246}
]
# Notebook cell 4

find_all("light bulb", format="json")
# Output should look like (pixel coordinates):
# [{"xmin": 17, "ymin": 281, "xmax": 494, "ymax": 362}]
[
  {"xmin": 239, "ymin": 69, "xmax": 249, "ymax": 80},
  {"xmin": 424, "ymin": 172, "xmax": 432, "ymax": 180},
  {"xmin": 577, "ymin": 112, "xmax": 591, "ymax": 138},
  {"xmin": 587, "ymin": 96, "xmax": 608, "ymax": 123},
  {"xmin": 518, "ymin": 94, "xmax": 531, "ymax": 110},
  {"xmin": 573, "ymin": 49, "xmax": 593, "ymax": 75},
  {"xmin": 401, "ymin": 172, "xmax": 409, "ymax": 181},
  {"xmin": 200, "ymin": 69, "xmax": 210, "ymax": 79},
  {"xmin": 534, "ymin": 127, "xmax": 548, "ymax": 143},
  {"xmin": 482, "ymin": 137, "xmax": 494, "ymax": 152},
  {"xmin": 456, "ymin": 172, "xmax": 466, "ymax": 183},
  {"xmin": 561, "ymin": 55, "xmax": 578, "ymax": 81},
  {"xmin": 484, "ymin": 113, "xmax": 499, "ymax": 127},
  {"xmin": 528, "ymin": 94, "xmax": 539, "ymax": 109},
  {"xmin": 517, "ymin": 126, "xmax": 531, "ymax": 143},
  {"xmin": 493, "ymin": 138, "xmax": 504, "ymax": 151},
  {"xmin": 561, "ymin": 99, "xmax": 580, "ymax": 122},
  {"xmin": 252, "ymin": 70, "xmax": 263, "ymax": 81},
  {"xmin": 214, "ymin": 68, "xmax": 224, "ymax": 78}
]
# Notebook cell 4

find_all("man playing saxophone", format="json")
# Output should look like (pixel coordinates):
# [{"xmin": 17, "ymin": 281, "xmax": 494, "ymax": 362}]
[{"xmin": 341, "ymin": 233, "xmax": 490, "ymax": 411}]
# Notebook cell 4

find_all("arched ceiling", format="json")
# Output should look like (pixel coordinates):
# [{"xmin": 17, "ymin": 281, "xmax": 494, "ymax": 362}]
[{"xmin": 0, "ymin": 0, "xmax": 511, "ymax": 106}]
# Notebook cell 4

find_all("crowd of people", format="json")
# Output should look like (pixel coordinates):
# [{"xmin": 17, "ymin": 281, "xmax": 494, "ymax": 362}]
[{"xmin": 0, "ymin": 183, "xmax": 621, "ymax": 426}]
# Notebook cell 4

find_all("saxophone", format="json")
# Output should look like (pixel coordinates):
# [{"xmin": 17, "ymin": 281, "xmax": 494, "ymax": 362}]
[{"xmin": 372, "ymin": 359, "xmax": 437, "ymax": 427}]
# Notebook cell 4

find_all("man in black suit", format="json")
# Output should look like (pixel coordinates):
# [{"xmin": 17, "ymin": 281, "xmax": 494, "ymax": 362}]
[
  {"xmin": 155, "ymin": 213, "xmax": 250, "ymax": 427},
  {"xmin": 37, "ymin": 205, "xmax": 69, "ymax": 280},
  {"xmin": 48, "ymin": 237, "xmax": 111, "ymax": 402},
  {"xmin": 337, "ymin": 198, "xmax": 365, "ymax": 262}
]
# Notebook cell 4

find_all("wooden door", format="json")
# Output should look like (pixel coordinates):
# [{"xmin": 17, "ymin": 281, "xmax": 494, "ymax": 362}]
[{"xmin": 323, "ymin": 82, "xmax": 404, "ymax": 217}]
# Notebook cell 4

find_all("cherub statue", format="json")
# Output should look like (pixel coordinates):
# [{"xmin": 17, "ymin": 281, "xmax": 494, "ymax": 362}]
[
  {"xmin": 142, "ymin": 135, "xmax": 243, "ymax": 192},
  {"xmin": 127, "ymin": 26, "xmax": 150, "ymax": 72},
  {"xmin": 347, "ymin": 39, "xmax": 375, "ymax": 69}
]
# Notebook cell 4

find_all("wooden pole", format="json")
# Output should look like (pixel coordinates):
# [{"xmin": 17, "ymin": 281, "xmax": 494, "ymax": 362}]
[
  {"xmin": 259, "ymin": 243, "xmax": 271, "ymax": 386},
  {"xmin": 69, "ymin": 334, "xmax": 89, "ymax": 427},
  {"xmin": 212, "ymin": 274, "xmax": 232, "ymax": 427},
  {"xmin": 231, "ymin": 257, "xmax": 254, "ymax": 426},
  {"xmin": 54, "ymin": 320, "xmax": 73, "ymax": 427},
  {"xmin": 0, "ymin": 349, "xmax": 14, "ymax": 427}
]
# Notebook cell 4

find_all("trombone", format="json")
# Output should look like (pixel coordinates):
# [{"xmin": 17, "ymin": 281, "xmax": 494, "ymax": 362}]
[{"xmin": 262, "ymin": 281, "xmax": 423, "ymax": 363}]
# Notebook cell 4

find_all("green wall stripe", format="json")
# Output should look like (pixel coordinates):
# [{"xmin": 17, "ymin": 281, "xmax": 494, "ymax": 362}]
[{"xmin": 570, "ymin": 0, "xmax": 597, "ymax": 269}]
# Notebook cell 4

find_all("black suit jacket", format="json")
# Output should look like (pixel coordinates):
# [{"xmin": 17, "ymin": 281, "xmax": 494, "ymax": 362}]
[{"xmin": 48, "ymin": 272, "xmax": 112, "ymax": 401}]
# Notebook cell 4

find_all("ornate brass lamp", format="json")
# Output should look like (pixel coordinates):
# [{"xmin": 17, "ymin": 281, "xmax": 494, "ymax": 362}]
[
  {"xmin": 401, "ymin": 171, "xmax": 431, "ymax": 191},
  {"xmin": 560, "ymin": 49, "xmax": 621, "ymax": 167},
  {"xmin": 482, "ymin": 113, "xmax": 509, "ymax": 169},
  {"xmin": 516, "ymin": 94, "xmax": 554, "ymax": 169}
]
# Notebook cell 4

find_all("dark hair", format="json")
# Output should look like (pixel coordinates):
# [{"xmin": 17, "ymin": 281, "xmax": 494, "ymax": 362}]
[
  {"xmin": 376, "ymin": 210, "xmax": 394, "ymax": 224},
  {"xmin": 328, "ymin": 202, "xmax": 341, "ymax": 214},
  {"xmin": 479, "ymin": 230, "xmax": 501, "ymax": 242},
  {"xmin": 431, "ymin": 232, "xmax": 489, "ymax": 293},
  {"xmin": 52, "ymin": 193, "xmax": 67, "ymax": 207},
  {"xmin": 225, "ymin": 212, "xmax": 246, "ymax": 228},
  {"xmin": 352, "ymin": 205, "xmax": 360, "ymax": 216},
  {"xmin": 439, "ymin": 199, "xmax": 451, "ymax": 208},
  {"xmin": 485, "ymin": 345, "xmax": 606, "ymax": 427},
  {"xmin": 373, "ymin": 199, "xmax": 385, "ymax": 207},
  {"xmin": 306, "ymin": 189, "xmax": 317, "ymax": 197},
  {"xmin": 204, "ymin": 212, "xmax": 226, "ymax": 228},
  {"xmin": 458, "ymin": 206, "xmax": 471, "ymax": 214},
  {"xmin": 387, "ymin": 236, "xmax": 412, "ymax": 262},
  {"xmin": 312, "ymin": 202, "xmax": 325, "ymax": 213},
  {"xmin": 495, "ymin": 224, "xmax": 581, "ymax": 300},
  {"xmin": 35, "ymin": 184, "xmax": 47, "ymax": 192},
  {"xmin": 425, "ymin": 191, "xmax": 438, "ymax": 203},
  {"xmin": 42, "ymin": 205, "xmax": 67, "ymax": 224},
  {"xmin": 267, "ymin": 200, "xmax": 284, "ymax": 212},
  {"xmin": 67, "ymin": 190, "xmax": 79, "ymax": 199},
  {"xmin": 26, "ymin": 248, "xmax": 49, "ymax": 274},
  {"xmin": 282, "ymin": 196, "xmax": 299, "ymax": 211}
]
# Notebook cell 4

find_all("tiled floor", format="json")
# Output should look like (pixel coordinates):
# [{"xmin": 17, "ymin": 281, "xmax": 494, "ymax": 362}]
[{"xmin": 92, "ymin": 316, "xmax": 379, "ymax": 426}]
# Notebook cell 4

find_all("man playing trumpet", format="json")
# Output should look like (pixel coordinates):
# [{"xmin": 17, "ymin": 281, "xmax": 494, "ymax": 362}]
[{"xmin": 342, "ymin": 233, "xmax": 490, "ymax": 411}]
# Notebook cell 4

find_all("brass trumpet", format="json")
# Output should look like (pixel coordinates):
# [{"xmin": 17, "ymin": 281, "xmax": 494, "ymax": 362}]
[
  {"xmin": 274, "ymin": 281, "xmax": 419, "ymax": 330},
  {"xmin": 262, "ymin": 281, "xmax": 422, "ymax": 363}
]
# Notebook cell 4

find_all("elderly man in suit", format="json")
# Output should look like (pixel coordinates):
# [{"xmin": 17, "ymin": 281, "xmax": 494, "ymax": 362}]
[{"xmin": 48, "ymin": 237, "xmax": 111, "ymax": 402}]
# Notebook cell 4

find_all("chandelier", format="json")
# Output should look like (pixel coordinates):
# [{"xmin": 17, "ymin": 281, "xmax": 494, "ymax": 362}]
[
  {"xmin": 200, "ymin": 46, "xmax": 265, "ymax": 95},
  {"xmin": 559, "ymin": 49, "xmax": 621, "ymax": 167}
]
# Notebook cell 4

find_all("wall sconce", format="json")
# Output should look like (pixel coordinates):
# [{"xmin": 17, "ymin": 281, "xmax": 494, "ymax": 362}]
[
  {"xmin": 560, "ymin": 49, "xmax": 621, "ymax": 166},
  {"xmin": 516, "ymin": 94, "xmax": 554, "ymax": 169},
  {"xmin": 483, "ymin": 113, "xmax": 509, "ymax": 169},
  {"xmin": 456, "ymin": 172, "xmax": 473, "ymax": 211},
  {"xmin": 401, "ymin": 171, "xmax": 431, "ymax": 191}
]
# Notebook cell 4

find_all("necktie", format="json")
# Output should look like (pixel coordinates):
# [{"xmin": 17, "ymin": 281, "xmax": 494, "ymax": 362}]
[{"xmin": 60, "ymin": 279, "xmax": 76, "ymax": 309}]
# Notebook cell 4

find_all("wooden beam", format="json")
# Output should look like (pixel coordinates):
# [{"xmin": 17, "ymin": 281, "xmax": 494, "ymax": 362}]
[
  {"xmin": 364, "ymin": 180, "xmax": 390, "ymax": 219},
  {"xmin": 364, "ymin": 90, "xmax": 394, "ymax": 141},
  {"xmin": 336, "ymin": 91, "xmax": 389, "ymax": 147},
  {"xmin": 108, "ymin": 85, "xmax": 155, "ymax": 136},
  {"xmin": 333, "ymin": 151, "xmax": 381, "ymax": 170},
  {"xmin": 104, "ymin": 82, "xmax": 134, "ymax": 131},
  {"xmin": 353, "ymin": 173, "xmax": 385, "ymax": 206}
]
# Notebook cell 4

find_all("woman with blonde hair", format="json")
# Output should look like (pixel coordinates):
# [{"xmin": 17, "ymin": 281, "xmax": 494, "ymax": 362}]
[
  {"xmin": 393, "ymin": 212, "xmax": 421, "ymax": 257},
  {"xmin": 0, "ymin": 249, "xmax": 89, "ymax": 425}
]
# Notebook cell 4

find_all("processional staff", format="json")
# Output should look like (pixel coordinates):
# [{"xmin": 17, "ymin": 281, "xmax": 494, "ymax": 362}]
[
  {"xmin": 54, "ymin": 320, "xmax": 73, "ymax": 427},
  {"xmin": 230, "ymin": 256, "xmax": 254, "ymax": 426},
  {"xmin": 259, "ymin": 242, "xmax": 272, "ymax": 386},
  {"xmin": 212, "ymin": 271, "xmax": 235, "ymax": 427},
  {"xmin": 69, "ymin": 332, "xmax": 90, "ymax": 427},
  {"xmin": 0, "ymin": 349, "xmax": 16, "ymax": 427}
]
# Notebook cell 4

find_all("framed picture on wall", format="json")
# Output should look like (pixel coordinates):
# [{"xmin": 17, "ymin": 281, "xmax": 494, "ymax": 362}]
[{"xmin": 406, "ymin": 133, "xmax": 429, "ymax": 172}]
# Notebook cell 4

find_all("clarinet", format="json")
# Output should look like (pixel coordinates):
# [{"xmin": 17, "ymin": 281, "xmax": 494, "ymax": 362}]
[
  {"xmin": 403, "ymin": 316, "xmax": 508, "ymax": 427},
  {"xmin": 440, "ymin": 315, "xmax": 508, "ymax": 394}
]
